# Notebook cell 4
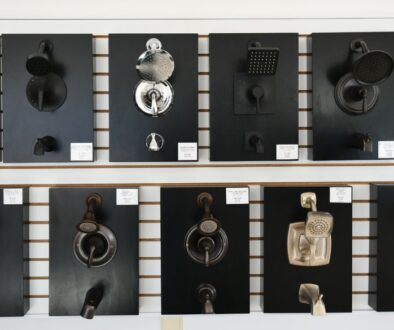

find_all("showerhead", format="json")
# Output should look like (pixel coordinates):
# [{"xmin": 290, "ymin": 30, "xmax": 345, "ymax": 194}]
[
  {"xmin": 26, "ymin": 40, "xmax": 53, "ymax": 76},
  {"xmin": 247, "ymin": 41, "xmax": 279, "ymax": 75},
  {"xmin": 305, "ymin": 211, "xmax": 333, "ymax": 239},
  {"xmin": 351, "ymin": 39, "xmax": 393, "ymax": 85},
  {"xmin": 136, "ymin": 38, "xmax": 175, "ymax": 82}
]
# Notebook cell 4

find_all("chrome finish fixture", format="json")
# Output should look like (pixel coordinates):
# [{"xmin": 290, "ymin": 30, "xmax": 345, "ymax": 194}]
[
  {"xmin": 196, "ymin": 284, "xmax": 216, "ymax": 314},
  {"xmin": 134, "ymin": 80, "xmax": 174, "ymax": 116},
  {"xmin": 299, "ymin": 283, "xmax": 326, "ymax": 316},
  {"xmin": 185, "ymin": 192, "xmax": 229, "ymax": 267},
  {"xmin": 287, "ymin": 192, "xmax": 334, "ymax": 266},
  {"xmin": 136, "ymin": 38, "xmax": 175, "ymax": 82},
  {"xmin": 80, "ymin": 285, "xmax": 104, "ymax": 319},
  {"xmin": 146, "ymin": 133, "xmax": 164, "ymax": 151},
  {"xmin": 74, "ymin": 193, "xmax": 117, "ymax": 268}
]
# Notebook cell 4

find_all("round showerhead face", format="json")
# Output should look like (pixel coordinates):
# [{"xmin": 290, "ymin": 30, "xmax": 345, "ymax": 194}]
[
  {"xmin": 137, "ymin": 51, "xmax": 175, "ymax": 82},
  {"xmin": 353, "ymin": 50, "xmax": 393, "ymax": 85},
  {"xmin": 26, "ymin": 53, "xmax": 51, "ymax": 76}
]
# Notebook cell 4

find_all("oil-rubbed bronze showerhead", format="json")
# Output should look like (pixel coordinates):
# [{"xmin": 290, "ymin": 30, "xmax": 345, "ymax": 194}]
[{"xmin": 351, "ymin": 39, "xmax": 393, "ymax": 85}]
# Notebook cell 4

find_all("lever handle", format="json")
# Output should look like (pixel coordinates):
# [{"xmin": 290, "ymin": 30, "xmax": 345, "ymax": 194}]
[
  {"xmin": 38, "ymin": 88, "xmax": 44, "ymax": 111},
  {"xmin": 87, "ymin": 245, "xmax": 96, "ymax": 268},
  {"xmin": 204, "ymin": 246, "xmax": 211, "ymax": 267},
  {"xmin": 151, "ymin": 91, "xmax": 158, "ymax": 116}
]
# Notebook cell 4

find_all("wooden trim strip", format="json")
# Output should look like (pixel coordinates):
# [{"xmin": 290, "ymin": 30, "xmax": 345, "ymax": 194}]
[
  {"xmin": 0, "ymin": 182, "xmax": 370, "ymax": 188},
  {"xmin": 24, "ymin": 292, "xmax": 375, "ymax": 299},
  {"xmin": 25, "ymin": 273, "xmax": 374, "ymax": 280},
  {"xmin": 1, "ymin": 162, "xmax": 394, "ymax": 169}
]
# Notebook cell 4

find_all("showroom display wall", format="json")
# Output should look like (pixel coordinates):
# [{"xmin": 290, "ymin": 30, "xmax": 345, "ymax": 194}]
[{"xmin": 0, "ymin": 4, "xmax": 392, "ymax": 329}]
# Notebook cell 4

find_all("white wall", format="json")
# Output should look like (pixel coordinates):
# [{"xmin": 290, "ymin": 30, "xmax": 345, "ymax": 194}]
[{"xmin": 0, "ymin": 1, "xmax": 394, "ymax": 329}]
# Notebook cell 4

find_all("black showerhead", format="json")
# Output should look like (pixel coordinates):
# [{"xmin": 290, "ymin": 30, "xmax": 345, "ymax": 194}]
[
  {"xmin": 247, "ymin": 41, "xmax": 279, "ymax": 75},
  {"xmin": 26, "ymin": 40, "xmax": 53, "ymax": 76},
  {"xmin": 351, "ymin": 39, "xmax": 393, "ymax": 85}
]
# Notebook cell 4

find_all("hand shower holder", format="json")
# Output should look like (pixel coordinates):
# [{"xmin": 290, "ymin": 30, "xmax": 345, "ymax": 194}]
[{"xmin": 287, "ymin": 192, "xmax": 333, "ymax": 267}]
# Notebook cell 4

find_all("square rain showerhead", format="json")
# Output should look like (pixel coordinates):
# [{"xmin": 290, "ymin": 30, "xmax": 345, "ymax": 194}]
[{"xmin": 247, "ymin": 43, "xmax": 279, "ymax": 75}]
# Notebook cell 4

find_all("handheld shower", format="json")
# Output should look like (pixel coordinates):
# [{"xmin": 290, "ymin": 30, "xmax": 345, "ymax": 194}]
[{"xmin": 287, "ymin": 192, "xmax": 334, "ymax": 266}]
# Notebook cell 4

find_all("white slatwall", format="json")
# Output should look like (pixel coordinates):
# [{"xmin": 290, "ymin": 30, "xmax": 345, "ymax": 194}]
[{"xmin": 0, "ymin": 6, "xmax": 394, "ymax": 329}]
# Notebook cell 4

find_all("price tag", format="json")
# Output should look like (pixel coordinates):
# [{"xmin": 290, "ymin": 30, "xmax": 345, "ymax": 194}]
[
  {"xmin": 378, "ymin": 141, "xmax": 394, "ymax": 159},
  {"xmin": 178, "ymin": 143, "xmax": 198, "ymax": 161},
  {"xmin": 330, "ymin": 187, "xmax": 352, "ymax": 203},
  {"xmin": 4, "ymin": 189, "xmax": 23, "ymax": 205},
  {"xmin": 226, "ymin": 187, "xmax": 249, "ymax": 204},
  {"xmin": 70, "ymin": 143, "xmax": 93, "ymax": 161},
  {"xmin": 276, "ymin": 144, "xmax": 299, "ymax": 160},
  {"xmin": 116, "ymin": 189, "xmax": 139, "ymax": 205}
]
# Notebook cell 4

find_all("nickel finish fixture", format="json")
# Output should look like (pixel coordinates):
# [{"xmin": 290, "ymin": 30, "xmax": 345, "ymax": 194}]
[
  {"xmin": 26, "ymin": 39, "xmax": 67, "ymax": 112},
  {"xmin": 73, "ymin": 193, "xmax": 117, "ymax": 269},
  {"xmin": 196, "ymin": 284, "xmax": 216, "ymax": 314},
  {"xmin": 299, "ymin": 283, "xmax": 326, "ymax": 316},
  {"xmin": 185, "ymin": 192, "xmax": 229, "ymax": 267},
  {"xmin": 134, "ymin": 38, "xmax": 175, "ymax": 117},
  {"xmin": 287, "ymin": 192, "xmax": 334, "ymax": 267}
]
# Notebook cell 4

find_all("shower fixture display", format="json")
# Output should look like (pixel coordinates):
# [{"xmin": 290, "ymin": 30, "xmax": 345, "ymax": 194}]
[
  {"xmin": 33, "ymin": 136, "xmax": 57, "ymax": 156},
  {"xmin": 287, "ymin": 192, "xmax": 334, "ymax": 266},
  {"xmin": 161, "ymin": 187, "xmax": 249, "ymax": 314},
  {"xmin": 109, "ymin": 34, "xmax": 198, "ymax": 162},
  {"xmin": 50, "ymin": 188, "xmax": 139, "ymax": 317},
  {"xmin": 313, "ymin": 32, "xmax": 394, "ymax": 160},
  {"xmin": 299, "ymin": 283, "xmax": 326, "ymax": 316},
  {"xmin": 335, "ymin": 39, "xmax": 393, "ymax": 115},
  {"xmin": 0, "ymin": 189, "xmax": 29, "ymax": 316},
  {"xmin": 264, "ymin": 186, "xmax": 352, "ymax": 313},
  {"xmin": 210, "ymin": 33, "xmax": 298, "ymax": 161},
  {"xmin": 135, "ymin": 38, "xmax": 175, "ymax": 117},
  {"xmin": 369, "ymin": 185, "xmax": 394, "ymax": 311},
  {"xmin": 2, "ymin": 34, "xmax": 93, "ymax": 163},
  {"xmin": 25, "ymin": 40, "xmax": 67, "ymax": 112},
  {"xmin": 185, "ymin": 192, "xmax": 229, "ymax": 267}
]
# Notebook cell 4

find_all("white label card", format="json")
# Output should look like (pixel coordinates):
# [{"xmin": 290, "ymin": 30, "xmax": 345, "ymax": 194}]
[
  {"xmin": 330, "ymin": 187, "xmax": 352, "ymax": 203},
  {"xmin": 178, "ymin": 143, "xmax": 198, "ymax": 161},
  {"xmin": 378, "ymin": 141, "xmax": 394, "ymax": 159},
  {"xmin": 4, "ymin": 189, "xmax": 23, "ymax": 205},
  {"xmin": 116, "ymin": 189, "xmax": 139, "ymax": 205},
  {"xmin": 70, "ymin": 143, "xmax": 93, "ymax": 161},
  {"xmin": 226, "ymin": 188, "xmax": 249, "ymax": 204},
  {"xmin": 276, "ymin": 144, "xmax": 299, "ymax": 160}
]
